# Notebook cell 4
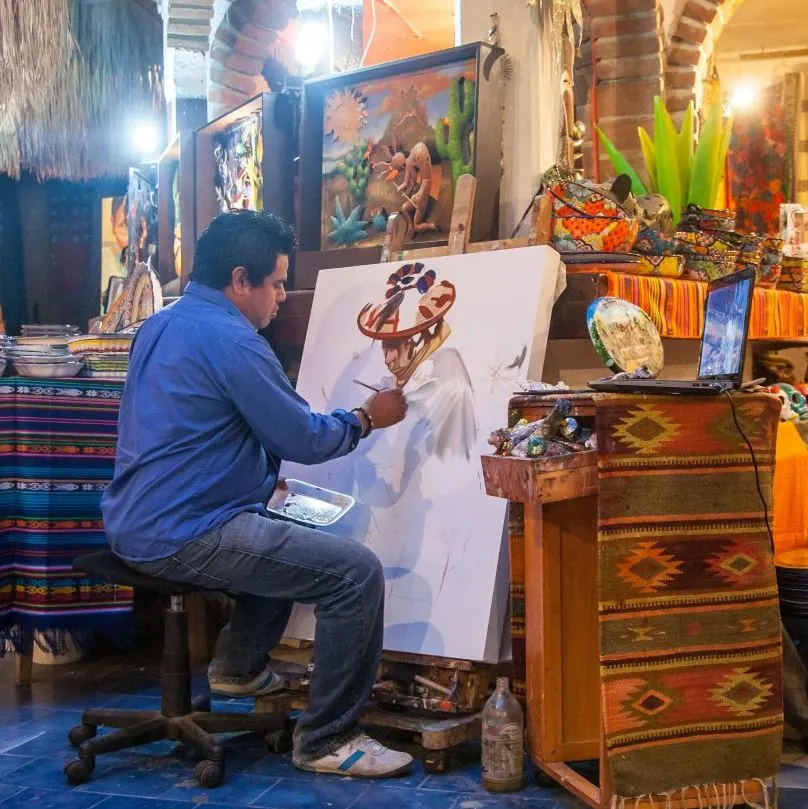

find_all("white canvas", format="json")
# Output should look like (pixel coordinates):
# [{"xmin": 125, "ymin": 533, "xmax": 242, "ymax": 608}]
[{"xmin": 283, "ymin": 246, "xmax": 562, "ymax": 661}]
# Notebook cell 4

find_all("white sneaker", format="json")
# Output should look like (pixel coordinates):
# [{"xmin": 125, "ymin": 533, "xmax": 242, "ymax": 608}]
[{"xmin": 293, "ymin": 732, "xmax": 413, "ymax": 778}]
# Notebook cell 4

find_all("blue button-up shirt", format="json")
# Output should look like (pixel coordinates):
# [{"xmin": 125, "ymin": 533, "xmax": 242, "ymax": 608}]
[{"xmin": 102, "ymin": 281, "xmax": 362, "ymax": 562}]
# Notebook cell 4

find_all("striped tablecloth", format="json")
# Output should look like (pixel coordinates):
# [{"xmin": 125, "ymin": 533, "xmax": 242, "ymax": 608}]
[{"xmin": 0, "ymin": 377, "xmax": 133, "ymax": 656}]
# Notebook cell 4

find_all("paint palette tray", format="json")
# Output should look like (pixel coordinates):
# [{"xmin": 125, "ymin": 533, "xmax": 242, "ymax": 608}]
[{"xmin": 267, "ymin": 479, "xmax": 355, "ymax": 527}]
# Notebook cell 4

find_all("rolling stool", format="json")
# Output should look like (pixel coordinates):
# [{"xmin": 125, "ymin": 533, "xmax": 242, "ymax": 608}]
[{"xmin": 65, "ymin": 550, "xmax": 292, "ymax": 788}]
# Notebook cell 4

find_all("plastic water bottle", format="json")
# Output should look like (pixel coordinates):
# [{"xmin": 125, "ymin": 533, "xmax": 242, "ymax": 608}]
[{"xmin": 481, "ymin": 676, "xmax": 524, "ymax": 792}]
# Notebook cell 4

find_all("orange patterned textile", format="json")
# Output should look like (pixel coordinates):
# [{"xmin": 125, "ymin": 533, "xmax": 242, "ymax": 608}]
[
  {"xmin": 601, "ymin": 271, "xmax": 808, "ymax": 340},
  {"xmin": 773, "ymin": 421, "xmax": 808, "ymax": 555},
  {"xmin": 595, "ymin": 393, "xmax": 782, "ymax": 802}
]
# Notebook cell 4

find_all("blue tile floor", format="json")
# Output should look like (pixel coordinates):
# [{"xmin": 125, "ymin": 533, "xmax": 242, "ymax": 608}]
[{"xmin": 0, "ymin": 652, "xmax": 805, "ymax": 809}]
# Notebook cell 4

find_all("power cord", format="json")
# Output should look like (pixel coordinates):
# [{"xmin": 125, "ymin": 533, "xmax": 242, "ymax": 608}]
[{"xmin": 722, "ymin": 390, "xmax": 775, "ymax": 553}]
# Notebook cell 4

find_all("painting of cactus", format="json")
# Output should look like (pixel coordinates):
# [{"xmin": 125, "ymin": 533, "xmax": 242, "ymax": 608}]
[
  {"xmin": 317, "ymin": 57, "xmax": 478, "ymax": 250},
  {"xmin": 436, "ymin": 77, "xmax": 476, "ymax": 187},
  {"xmin": 300, "ymin": 43, "xmax": 504, "ymax": 255}
]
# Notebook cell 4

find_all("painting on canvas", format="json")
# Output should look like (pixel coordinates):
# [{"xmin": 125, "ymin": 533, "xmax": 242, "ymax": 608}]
[
  {"xmin": 126, "ymin": 169, "xmax": 157, "ymax": 275},
  {"xmin": 283, "ymin": 247, "xmax": 561, "ymax": 662},
  {"xmin": 213, "ymin": 113, "xmax": 264, "ymax": 213},
  {"xmin": 319, "ymin": 57, "xmax": 477, "ymax": 251}
]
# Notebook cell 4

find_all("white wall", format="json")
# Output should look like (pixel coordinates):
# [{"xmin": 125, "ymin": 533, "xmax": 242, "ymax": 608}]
[{"xmin": 458, "ymin": 2, "xmax": 559, "ymax": 237}]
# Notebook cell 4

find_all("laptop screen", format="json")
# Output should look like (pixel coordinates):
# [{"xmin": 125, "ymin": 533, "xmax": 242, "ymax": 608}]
[{"xmin": 698, "ymin": 270, "xmax": 755, "ymax": 381}]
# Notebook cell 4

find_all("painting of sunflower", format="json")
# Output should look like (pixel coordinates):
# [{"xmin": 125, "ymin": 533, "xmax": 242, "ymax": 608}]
[{"xmin": 324, "ymin": 89, "xmax": 368, "ymax": 146}]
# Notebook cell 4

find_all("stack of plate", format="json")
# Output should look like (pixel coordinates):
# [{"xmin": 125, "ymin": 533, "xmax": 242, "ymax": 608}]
[
  {"xmin": 775, "ymin": 550, "xmax": 808, "ymax": 632},
  {"xmin": 20, "ymin": 324, "xmax": 80, "ymax": 339},
  {"xmin": 2, "ymin": 338, "xmax": 84, "ymax": 378},
  {"xmin": 67, "ymin": 334, "xmax": 133, "ymax": 380}
]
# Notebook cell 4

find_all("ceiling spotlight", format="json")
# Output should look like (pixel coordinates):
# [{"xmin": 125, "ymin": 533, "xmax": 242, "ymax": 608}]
[
  {"xmin": 295, "ymin": 21, "xmax": 328, "ymax": 72},
  {"xmin": 132, "ymin": 124, "xmax": 159, "ymax": 156},
  {"xmin": 729, "ymin": 83, "xmax": 758, "ymax": 111}
]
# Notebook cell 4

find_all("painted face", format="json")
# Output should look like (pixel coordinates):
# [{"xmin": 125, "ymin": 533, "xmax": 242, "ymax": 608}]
[
  {"xmin": 381, "ymin": 338, "xmax": 416, "ymax": 385},
  {"xmin": 228, "ymin": 254, "xmax": 288, "ymax": 330}
]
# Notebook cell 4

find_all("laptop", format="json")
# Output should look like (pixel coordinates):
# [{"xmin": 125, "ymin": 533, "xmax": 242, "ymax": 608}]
[{"xmin": 588, "ymin": 266, "xmax": 756, "ymax": 396}]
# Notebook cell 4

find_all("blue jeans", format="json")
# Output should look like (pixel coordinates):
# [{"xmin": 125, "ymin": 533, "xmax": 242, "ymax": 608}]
[{"xmin": 128, "ymin": 511, "xmax": 385, "ymax": 755}]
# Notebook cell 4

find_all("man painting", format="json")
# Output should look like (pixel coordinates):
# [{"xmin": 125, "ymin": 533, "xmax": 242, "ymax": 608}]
[{"xmin": 101, "ymin": 210, "xmax": 413, "ymax": 778}]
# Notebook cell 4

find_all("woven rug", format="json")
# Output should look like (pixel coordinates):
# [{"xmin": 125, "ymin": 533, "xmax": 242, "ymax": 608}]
[
  {"xmin": 595, "ymin": 393, "xmax": 783, "ymax": 805},
  {"xmin": 0, "ymin": 378, "xmax": 133, "ymax": 655}
]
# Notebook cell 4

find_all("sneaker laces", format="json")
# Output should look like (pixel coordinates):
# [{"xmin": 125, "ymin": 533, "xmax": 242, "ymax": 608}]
[
  {"xmin": 316, "ymin": 729, "xmax": 364, "ymax": 758},
  {"xmin": 315, "ymin": 730, "xmax": 386, "ymax": 759}
]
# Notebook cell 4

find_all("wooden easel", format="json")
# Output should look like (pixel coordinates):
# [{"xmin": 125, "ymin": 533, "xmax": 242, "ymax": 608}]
[{"xmin": 257, "ymin": 174, "xmax": 551, "ymax": 772}]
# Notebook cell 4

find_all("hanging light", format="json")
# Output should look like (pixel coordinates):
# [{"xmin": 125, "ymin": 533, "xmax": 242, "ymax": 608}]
[
  {"xmin": 132, "ymin": 124, "xmax": 159, "ymax": 156},
  {"xmin": 295, "ymin": 20, "xmax": 329, "ymax": 72},
  {"xmin": 729, "ymin": 83, "xmax": 759, "ymax": 111}
]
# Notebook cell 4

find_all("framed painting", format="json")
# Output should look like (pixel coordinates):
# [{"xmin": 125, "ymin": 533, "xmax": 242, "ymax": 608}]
[
  {"xmin": 298, "ymin": 42, "xmax": 505, "ymax": 274},
  {"xmin": 126, "ymin": 168, "xmax": 158, "ymax": 275},
  {"xmin": 157, "ymin": 135, "xmax": 180, "ymax": 285},
  {"xmin": 195, "ymin": 93, "xmax": 297, "ymax": 243},
  {"xmin": 282, "ymin": 246, "xmax": 563, "ymax": 662}
]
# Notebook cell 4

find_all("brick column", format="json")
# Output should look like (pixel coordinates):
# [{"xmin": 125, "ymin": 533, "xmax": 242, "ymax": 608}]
[
  {"xmin": 584, "ymin": 0, "xmax": 665, "ymax": 182},
  {"xmin": 666, "ymin": 0, "xmax": 733, "ymax": 118},
  {"xmin": 208, "ymin": 0, "xmax": 297, "ymax": 117}
]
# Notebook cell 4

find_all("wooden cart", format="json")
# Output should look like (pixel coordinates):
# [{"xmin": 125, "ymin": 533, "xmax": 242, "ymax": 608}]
[
  {"xmin": 255, "ymin": 650, "xmax": 493, "ymax": 773},
  {"xmin": 481, "ymin": 393, "xmax": 763, "ymax": 809}
]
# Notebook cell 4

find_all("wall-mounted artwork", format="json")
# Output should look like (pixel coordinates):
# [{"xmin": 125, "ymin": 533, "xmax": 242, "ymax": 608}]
[
  {"xmin": 157, "ymin": 135, "xmax": 182, "ymax": 285},
  {"xmin": 299, "ymin": 43, "xmax": 505, "ymax": 264},
  {"xmin": 213, "ymin": 112, "xmax": 263, "ymax": 213},
  {"xmin": 126, "ymin": 168, "xmax": 158, "ymax": 275},
  {"xmin": 195, "ymin": 94, "xmax": 296, "ymax": 258},
  {"xmin": 283, "ymin": 247, "xmax": 562, "ymax": 662},
  {"xmin": 100, "ymin": 196, "xmax": 127, "ymax": 311}
]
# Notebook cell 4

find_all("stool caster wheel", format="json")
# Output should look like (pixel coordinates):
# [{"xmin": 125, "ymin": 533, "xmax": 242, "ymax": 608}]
[
  {"xmin": 535, "ymin": 770, "xmax": 558, "ymax": 789},
  {"xmin": 423, "ymin": 750, "xmax": 450, "ymax": 774},
  {"xmin": 192, "ymin": 695, "xmax": 212, "ymax": 712},
  {"xmin": 68, "ymin": 724, "xmax": 97, "ymax": 748},
  {"xmin": 265, "ymin": 729, "xmax": 292, "ymax": 754},
  {"xmin": 195, "ymin": 759, "xmax": 225, "ymax": 788},
  {"xmin": 64, "ymin": 757, "xmax": 95, "ymax": 785}
]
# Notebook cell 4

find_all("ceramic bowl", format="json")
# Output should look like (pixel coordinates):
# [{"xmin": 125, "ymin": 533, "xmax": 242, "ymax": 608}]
[
  {"xmin": 781, "ymin": 256, "xmax": 808, "ymax": 293},
  {"xmin": 682, "ymin": 251, "xmax": 740, "ymax": 282},
  {"xmin": 11, "ymin": 358, "xmax": 84, "ymax": 378},
  {"xmin": 757, "ymin": 262, "xmax": 782, "ymax": 288},
  {"xmin": 633, "ymin": 227, "xmax": 680, "ymax": 256},
  {"xmin": 679, "ymin": 204, "xmax": 737, "ymax": 233},
  {"xmin": 548, "ymin": 182, "xmax": 639, "ymax": 253},
  {"xmin": 636, "ymin": 254, "xmax": 685, "ymax": 278},
  {"xmin": 762, "ymin": 236, "xmax": 785, "ymax": 266},
  {"xmin": 673, "ymin": 230, "xmax": 738, "ymax": 256}
]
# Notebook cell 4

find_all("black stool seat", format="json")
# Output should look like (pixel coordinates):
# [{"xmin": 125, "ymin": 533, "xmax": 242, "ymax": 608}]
[
  {"xmin": 74, "ymin": 551, "xmax": 197, "ymax": 596},
  {"xmin": 64, "ymin": 549, "xmax": 291, "ymax": 789}
]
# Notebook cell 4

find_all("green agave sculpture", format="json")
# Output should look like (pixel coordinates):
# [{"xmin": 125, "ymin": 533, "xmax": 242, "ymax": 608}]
[{"xmin": 596, "ymin": 96, "xmax": 734, "ymax": 227}]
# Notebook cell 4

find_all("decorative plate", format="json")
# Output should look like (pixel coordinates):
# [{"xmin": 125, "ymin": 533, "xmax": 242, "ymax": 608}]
[{"xmin": 586, "ymin": 297, "xmax": 664, "ymax": 376}]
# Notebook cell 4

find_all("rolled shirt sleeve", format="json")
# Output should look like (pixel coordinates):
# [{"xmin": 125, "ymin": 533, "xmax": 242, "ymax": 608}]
[{"xmin": 226, "ymin": 332, "xmax": 362, "ymax": 464}]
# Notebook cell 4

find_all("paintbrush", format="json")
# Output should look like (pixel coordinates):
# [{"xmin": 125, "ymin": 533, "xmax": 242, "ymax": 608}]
[{"xmin": 353, "ymin": 379, "xmax": 382, "ymax": 394}]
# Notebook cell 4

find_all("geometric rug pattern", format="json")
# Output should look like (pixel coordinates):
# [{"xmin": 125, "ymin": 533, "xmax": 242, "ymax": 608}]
[{"xmin": 595, "ymin": 393, "xmax": 784, "ymax": 801}]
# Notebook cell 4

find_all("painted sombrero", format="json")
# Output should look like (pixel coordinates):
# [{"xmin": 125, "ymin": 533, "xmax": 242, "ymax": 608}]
[{"xmin": 357, "ymin": 262, "xmax": 456, "ymax": 340}]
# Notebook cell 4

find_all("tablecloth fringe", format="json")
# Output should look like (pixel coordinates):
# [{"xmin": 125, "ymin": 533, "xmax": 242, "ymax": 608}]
[{"xmin": 609, "ymin": 778, "xmax": 778, "ymax": 809}]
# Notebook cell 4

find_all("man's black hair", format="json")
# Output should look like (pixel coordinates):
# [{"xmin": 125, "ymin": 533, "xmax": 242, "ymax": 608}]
[{"xmin": 191, "ymin": 210, "xmax": 297, "ymax": 289}]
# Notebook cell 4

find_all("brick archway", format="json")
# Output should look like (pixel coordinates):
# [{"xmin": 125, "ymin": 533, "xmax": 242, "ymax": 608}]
[
  {"xmin": 666, "ymin": 0, "xmax": 746, "ymax": 117},
  {"xmin": 208, "ymin": 0, "xmax": 298, "ymax": 117},
  {"xmin": 579, "ymin": 0, "xmax": 666, "ymax": 180}
]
